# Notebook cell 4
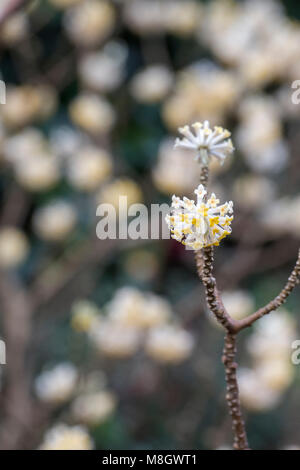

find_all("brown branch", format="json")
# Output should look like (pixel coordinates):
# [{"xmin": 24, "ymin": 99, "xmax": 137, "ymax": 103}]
[
  {"xmin": 236, "ymin": 249, "xmax": 300, "ymax": 331},
  {"xmin": 199, "ymin": 164, "xmax": 209, "ymax": 188},
  {"xmin": 196, "ymin": 247, "xmax": 239, "ymax": 333},
  {"xmin": 196, "ymin": 246, "xmax": 249, "ymax": 448},
  {"xmin": 222, "ymin": 333, "xmax": 249, "ymax": 450},
  {"xmin": 193, "ymin": 164, "xmax": 209, "ymax": 278},
  {"xmin": 196, "ymin": 238, "xmax": 300, "ymax": 449},
  {"xmin": 195, "ymin": 163, "xmax": 249, "ymax": 448},
  {"xmin": 0, "ymin": 183, "xmax": 31, "ymax": 227},
  {"xmin": 193, "ymin": 160, "xmax": 300, "ymax": 450},
  {"xmin": 0, "ymin": 274, "xmax": 34, "ymax": 449}
]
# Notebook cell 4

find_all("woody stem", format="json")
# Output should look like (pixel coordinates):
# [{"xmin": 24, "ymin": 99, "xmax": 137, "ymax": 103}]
[
  {"xmin": 222, "ymin": 333, "xmax": 249, "ymax": 450},
  {"xmin": 196, "ymin": 162, "xmax": 249, "ymax": 449}
]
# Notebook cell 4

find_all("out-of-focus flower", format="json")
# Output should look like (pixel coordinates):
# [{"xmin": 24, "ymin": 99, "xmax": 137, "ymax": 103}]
[
  {"xmin": 142, "ymin": 294, "xmax": 172, "ymax": 328},
  {"xmin": 64, "ymin": 0, "xmax": 115, "ymax": 47},
  {"xmin": 1, "ymin": 85, "xmax": 56, "ymax": 128},
  {"xmin": 0, "ymin": 12, "xmax": 29, "ymax": 45},
  {"xmin": 33, "ymin": 201, "xmax": 77, "ymax": 241},
  {"xmin": 3, "ymin": 128, "xmax": 48, "ymax": 164},
  {"xmin": 0, "ymin": 227, "xmax": 29, "ymax": 269},
  {"xmin": 164, "ymin": 0, "xmax": 202, "ymax": 36},
  {"xmin": 67, "ymin": 146, "xmax": 112, "ymax": 191},
  {"xmin": 153, "ymin": 138, "xmax": 200, "ymax": 196},
  {"xmin": 71, "ymin": 300, "xmax": 100, "ymax": 332},
  {"xmin": 166, "ymin": 184, "xmax": 233, "ymax": 250},
  {"xmin": 14, "ymin": 154, "xmax": 60, "ymax": 191},
  {"xmin": 255, "ymin": 360, "xmax": 294, "ymax": 392},
  {"xmin": 145, "ymin": 325, "xmax": 194, "ymax": 363},
  {"xmin": 35, "ymin": 363, "xmax": 78, "ymax": 404},
  {"xmin": 123, "ymin": 0, "xmax": 165, "ymax": 34},
  {"xmin": 233, "ymin": 175, "xmax": 276, "ymax": 210},
  {"xmin": 222, "ymin": 290, "xmax": 254, "ymax": 320},
  {"xmin": 201, "ymin": 0, "xmax": 290, "ymax": 76},
  {"xmin": 163, "ymin": 62, "xmax": 240, "ymax": 130},
  {"xmin": 96, "ymin": 178, "xmax": 143, "ymax": 214},
  {"xmin": 260, "ymin": 195, "xmax": 300, "ymax": 239},
  {"xmin": 107, "ymin": 287, "xmax": 145, "ymax": 326},
  {"xmin": 238, "ymin": 368, "xmax": 280, "ymax": 412},
  {"xmin": 239, "ymin": 309, "xmax": 295, "ymax": 411},
  {"xmin": 260, "ymin": 198, "xmax": 292, "ymax": 237},
  {"xmin": 107, "ymin": 287, "xmax": 171, "ymax": 328},
  {"xmin": 175, "ymin": 121, "xmax": 234, "ymax": 165},
  {"xmin": 244, "ymin": 141, "xmax": 288, "ymax": 174},
  {"xmin": 236, "ymin": 95, "xmax": 288, "ymax": 173},
  {"xmin": 124, "ymin": 0, "xmax": 202, "ymax": 36},
  {"xmin": 90, "ymin": 320, "xmax": 141, "ymax": 358},
  {"xmin": 39, "ymin": 424, "xmax": 93, "ymax": 450},
  {"xmin": 71, "ymin": 391, "xmax": 116, "ymax": 426},
  {"xmin": 78, "ymin": 41, "xmax": 127, "ymax": 93},
  {"xmin": 239, "ymin": 49, "xmax": 279, "ymax": 89},
  {"xmin": 130, "ymin": 65, "xmax": 174, "ymax": 104},
  {"xmin": 69, "ymin": 93, "xmax": 115, "ymax": 135},
  {"xmin": 247, "ymin": 310, "xmax": 295, "ymax": 361},
  {"xmin": 49, "ymin": 126, "xmax": 88, "ymax": 159}
]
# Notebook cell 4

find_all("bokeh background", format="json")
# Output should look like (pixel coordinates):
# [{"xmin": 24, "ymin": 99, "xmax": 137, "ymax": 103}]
[{"xmin": 0, "ymin": 0, "xmax": 300, "ymax": 450}]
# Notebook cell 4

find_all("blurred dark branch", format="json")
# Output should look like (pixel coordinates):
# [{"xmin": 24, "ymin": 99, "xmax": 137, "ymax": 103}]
[
  {"xmin": 30, "ymin": 237, "xmax": 153, "ymax": 311},
  {"xmin": 30, "ymin": 237, "xmax": 115, "ymax": 310},
  {"xmin": 0, "ymin": 274, "xmax": 33, "ymax": 449},
  {"xmin": 0, "ymin": 183, "xmax": 31, "ymax": 227}
]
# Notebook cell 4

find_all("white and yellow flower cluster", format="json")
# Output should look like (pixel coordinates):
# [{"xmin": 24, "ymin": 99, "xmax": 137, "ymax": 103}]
[
  {"xmin": 39, "ymin": 424, "xmax": 93, "ymax": 450},
  {"xmin": 166, "ymin": 184, "xmax": 233, "ymax": 250},
  {"xmin": 175, "ymin": 120, "xmax": 234, "ymax": 165}
]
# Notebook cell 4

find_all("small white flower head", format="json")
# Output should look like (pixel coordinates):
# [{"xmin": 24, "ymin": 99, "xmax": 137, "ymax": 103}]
[
  {"xmin": 39, "ymin": 424, "xmax": 93, "ymax": 450},
  {"xmin": 175, "ymin": 120, "xmax": 234, "ymax": 165},
  {"xmin": 35, "ymin": 363, "xmax": 78, "ymax": 404},
  {"xmin": 165, "ymin": 184, "xmax": 233, "ymax": 250}
]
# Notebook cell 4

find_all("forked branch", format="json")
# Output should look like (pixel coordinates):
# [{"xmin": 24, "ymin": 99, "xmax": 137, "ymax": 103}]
[
  {"xmin": 194, "ymin": 161, "xmax": 300, "ymax": 450},
  {"xmin": 236, "ymin": 249, "xmax": 300, "ymax": 331}
]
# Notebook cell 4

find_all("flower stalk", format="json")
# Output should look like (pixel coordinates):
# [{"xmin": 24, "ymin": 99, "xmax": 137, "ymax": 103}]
[
  {"xmin": 222, "ymin": 332, "xmax": 249, "ymax": 450},
  {"xmin": 166, "ymin": 121, "xmax": 300, "ymax": 450}
]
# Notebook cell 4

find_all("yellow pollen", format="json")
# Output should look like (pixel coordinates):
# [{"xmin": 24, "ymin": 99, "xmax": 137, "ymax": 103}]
[
  {"xmin": 209, "ymin": 216, "xmax": 219, "ymax": 227},
  {"xmin": 197, "ymin": 204, "xmax": 208, "ymax": 216}
]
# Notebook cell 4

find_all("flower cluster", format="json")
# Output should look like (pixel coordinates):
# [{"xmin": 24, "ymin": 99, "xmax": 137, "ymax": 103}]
[
  {"xmin": 72, "ymin": 287, "xmax": 194, "ymax": 364},
  {"xmin": 39, "ymin": 424, "xmax": 93, "ymax": 450},
  {"xmin": 239, "ymin": 310, "xmax": 295, "ymax": 411},
  {"xmin": 166, "ymin": 184, "xmax": 233, "ymax": 250},
  {"xmin": 35, "ymin": 363, "xmax": 78, "ymax": 405},
  {"xmin": 175, "ymin": 121, "xmax": 234, "ymax": 165}
]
